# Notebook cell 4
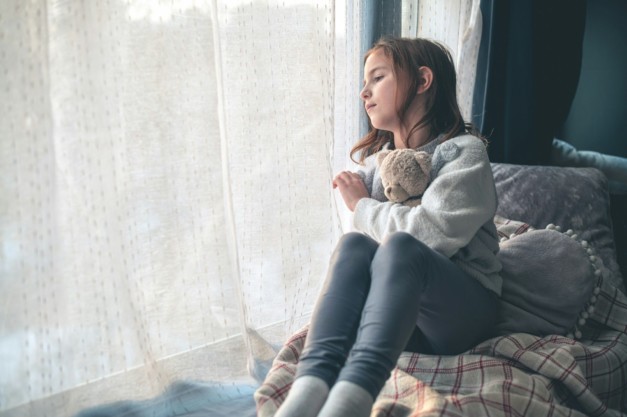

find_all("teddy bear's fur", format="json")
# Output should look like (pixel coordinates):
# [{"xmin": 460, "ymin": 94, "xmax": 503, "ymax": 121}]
[{"xmin": 376, "ymin": 148, "xmax": 432, "ymax": 207}]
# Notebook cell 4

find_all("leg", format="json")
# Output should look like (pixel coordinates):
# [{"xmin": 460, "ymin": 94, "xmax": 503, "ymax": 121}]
[
  {"xmin": 275, "ymin": 232, "xmax": 378, "ymax": 417},
  {"xmin": 335, "ymin": 232, "xmax": 434, "ymax": 398},
  {"xmin": 412, "ymin": 251, "xmax": 498, "ymax": 356},
  {"xmin": 296, "ymin": 232, "xmax": 379, "ymax": 384},
  {"xmin": 328, "ymin": 232, "xmax": 497, "ymax": 406},
  {"xmin": 404, "ymin": 325, "xmax": 435, "ymax": 354},
  {"xmin": 317, "ymin": 232, "xmax": 433, "ymax": 417}
]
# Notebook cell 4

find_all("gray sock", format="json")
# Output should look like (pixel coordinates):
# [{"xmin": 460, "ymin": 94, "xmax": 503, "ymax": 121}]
[
  {"xmin": 274, "ymin": 375, "xmax": 330, "ymax": 417},
  {"xmin": 317, "ymin": 380, "xmax": 374, "ymax": 417}
]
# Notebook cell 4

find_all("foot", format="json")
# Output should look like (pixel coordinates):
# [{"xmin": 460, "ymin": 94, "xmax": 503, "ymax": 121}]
[
  {"xmin": 274, "ymin": 375, "xmax": 329, "ymax": 417},
  {"xmin": 316, "ymin": 380, "xmax": 374, "ymax": 417}
]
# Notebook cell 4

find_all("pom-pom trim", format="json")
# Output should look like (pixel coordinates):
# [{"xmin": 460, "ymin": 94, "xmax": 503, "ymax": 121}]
[{"xmin": 544, "ymin": 223, "xmax": 603, "ymax": 340}]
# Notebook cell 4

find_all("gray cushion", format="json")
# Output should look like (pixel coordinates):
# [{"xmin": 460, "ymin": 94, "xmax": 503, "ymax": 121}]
[
  {"xmin": 494, "ymin": 227, "xmax": 599, "ymax": 337},
  {"xmin": 492, "ymin": 163, "xmax": 624, "ymax": 292}
]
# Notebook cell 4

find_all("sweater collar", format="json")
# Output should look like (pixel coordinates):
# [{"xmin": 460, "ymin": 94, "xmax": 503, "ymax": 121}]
[{"xmin": 415, "ymin": 133, "xmax": 446, "ymax": 155}]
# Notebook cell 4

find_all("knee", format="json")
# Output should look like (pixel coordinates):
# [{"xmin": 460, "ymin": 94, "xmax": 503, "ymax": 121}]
[
  {"xmin": 331, "ymin": 232, "xmax": 379, "ymax": 265},
  {"xmin": 371, "ymin": 232, "xmax": 431, "ymax": 289},
  {"xmin": 334, "ymin": 232, "xmax": 378, "ymax": 261},
  {"xmin": 374, "ymin": 232, "xmax": 432, "ymax": 275},
  {"xmin": 326, "ymin": 233, "xmax": 378, "ymax": 287},
  {"xmin": 380, "ymin": 232, "xmax": 429, "ymax": 258}
]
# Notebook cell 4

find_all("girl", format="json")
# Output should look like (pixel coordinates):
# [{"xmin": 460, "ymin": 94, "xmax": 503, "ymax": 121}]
[{"xmin": 275, "ymin": 37, "xmax": 502, "ymax": 417}]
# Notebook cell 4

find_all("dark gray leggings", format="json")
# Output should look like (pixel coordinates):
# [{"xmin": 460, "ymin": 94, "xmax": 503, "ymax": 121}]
[{"xmin": 296, "ymin": 231, "xmax": 498, "ymax": 399}]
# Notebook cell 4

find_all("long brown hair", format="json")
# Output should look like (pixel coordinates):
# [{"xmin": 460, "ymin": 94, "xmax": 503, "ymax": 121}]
[{"xmin": 351, "ymin": 36, "xmax": 482, "ymax": 164}]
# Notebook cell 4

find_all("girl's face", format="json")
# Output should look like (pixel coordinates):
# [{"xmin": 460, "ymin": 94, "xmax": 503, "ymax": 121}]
[{"xmin": 360, "ymin": 49, "xmax": 408, "ymax": 132}]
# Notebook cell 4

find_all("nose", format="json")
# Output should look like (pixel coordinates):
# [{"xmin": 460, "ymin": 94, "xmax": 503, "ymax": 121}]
[{"xmin": 360, "ymin": 85, "xmax": 370, "ymax": 101}]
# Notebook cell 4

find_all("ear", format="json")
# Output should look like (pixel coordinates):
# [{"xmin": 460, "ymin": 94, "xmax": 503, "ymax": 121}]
[
  {"xmin": 376, "ymin": 150, "xmax": 391, "ymax": 167},
  {"xmin": 416, "ymin": 66, "xmax": 434, "ymax": 94},
  {"xmin": 414, "ymin": 152, "xmax": 432, "ymax": 174}
]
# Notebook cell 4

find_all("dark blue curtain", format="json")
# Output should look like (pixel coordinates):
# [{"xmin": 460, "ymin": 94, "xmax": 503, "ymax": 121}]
[
  {"xmin": 359, "ymin": 0, "xmax": 403, "ymax": 138},
  {"xmin": 472, "ymin": 0, "xmax": 587, "ymax": 165}
]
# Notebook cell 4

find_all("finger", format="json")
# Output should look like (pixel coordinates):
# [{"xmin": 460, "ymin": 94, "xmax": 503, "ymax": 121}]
[
  {"xmin": 333, "ymin": 172, "xmax": 350, "ymax": 184},
  {"xmin": 342, "ymin": 174, "xmax": 361, "ymax": 186},
  {"xmin": 348, "ymin": 172, "xmax": 361, "ymax": 182}
]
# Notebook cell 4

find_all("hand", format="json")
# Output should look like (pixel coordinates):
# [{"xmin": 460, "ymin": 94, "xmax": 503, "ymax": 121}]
[{"xmin": 332, "ymin": 171, "xmax": 369, "ymax": 211}]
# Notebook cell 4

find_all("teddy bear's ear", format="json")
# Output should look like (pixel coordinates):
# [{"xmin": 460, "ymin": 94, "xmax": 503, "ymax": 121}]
[
  {"xmin": 376, "ymin": 150, "xmax": 391, "ymax": 167},
  {"xmin": 414, "ymin": 152, "xmax": 432, "ymax": 174}
]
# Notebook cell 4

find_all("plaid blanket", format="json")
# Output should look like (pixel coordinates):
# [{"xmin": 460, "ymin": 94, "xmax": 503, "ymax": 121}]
[{"xmin": 255, "ymin": 280, "xmax": 627, "ymax": 417}]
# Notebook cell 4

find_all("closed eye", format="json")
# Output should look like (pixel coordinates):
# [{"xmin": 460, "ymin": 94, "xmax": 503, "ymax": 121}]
[{"xmin": 363, "ymin": 75, "xmax": 384, "ymax": 86}]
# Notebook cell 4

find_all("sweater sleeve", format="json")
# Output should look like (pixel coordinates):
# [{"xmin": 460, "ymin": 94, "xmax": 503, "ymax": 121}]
[
  {"xmin": 352, "ymin": 135, "xmax": 497, "ymax": 257},
  {"xmin": 356, "ymin": 164, "xmax": 375, "ymax": 196}
]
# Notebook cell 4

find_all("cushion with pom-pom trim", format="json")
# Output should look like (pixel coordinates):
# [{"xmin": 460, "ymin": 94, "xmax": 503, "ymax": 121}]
[
  {"xmin": 491, "ymin": 163, "xmax": 624, "ymax": 292},
  {"xmin": 494, "ymin": 224, "xmax": 603, "ymax": 337}
]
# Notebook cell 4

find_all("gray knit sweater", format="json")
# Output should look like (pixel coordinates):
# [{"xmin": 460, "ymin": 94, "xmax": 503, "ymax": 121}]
[{"xmin": 354, "ymin": 134, "xmax": 503, "ymax": 296}]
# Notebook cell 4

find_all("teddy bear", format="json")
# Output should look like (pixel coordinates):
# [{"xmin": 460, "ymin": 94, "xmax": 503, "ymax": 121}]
[{"xmin": 375, "ymin": 148, "xmax": 432, "ymax": 207}]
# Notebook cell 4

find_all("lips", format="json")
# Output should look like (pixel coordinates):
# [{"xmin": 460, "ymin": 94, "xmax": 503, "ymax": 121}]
[{"xmin": 366, "ymin": 103, "xmax": 376, "ymax": 112}]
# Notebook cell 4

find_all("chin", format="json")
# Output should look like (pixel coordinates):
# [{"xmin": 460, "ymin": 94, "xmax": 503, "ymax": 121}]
[
  {"xmin": 369, "ymin": 120, "xmax": 391, "ymax": 132},
  {"xmin": 369, "ymin": 117, "xmax": 398, "ymax": 133}
]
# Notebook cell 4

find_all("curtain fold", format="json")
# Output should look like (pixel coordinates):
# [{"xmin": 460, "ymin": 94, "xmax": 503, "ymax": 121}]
[{"xmin": 472, "ymin": 0, "xmax": 586, "ymax": 165}]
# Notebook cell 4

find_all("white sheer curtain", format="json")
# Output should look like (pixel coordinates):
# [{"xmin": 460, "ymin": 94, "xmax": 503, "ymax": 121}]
[
  {"xmin": 412, "ymin": 0, "xmax": 482, "ymax": 120},
  {"xmin": 0, "ymin": 1, "xmax": 479, "ymax": 416}
]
